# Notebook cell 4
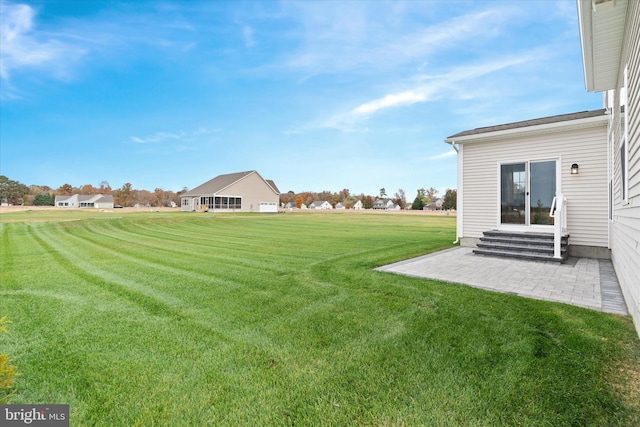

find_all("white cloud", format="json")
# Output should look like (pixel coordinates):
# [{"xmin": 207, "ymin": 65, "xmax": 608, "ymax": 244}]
[
  {"xmin": 429, "ymin": 150, "xmax": 457, "ymax": 160},
  {"xmin": 314, "ymin": 53, "xmax": 534, "ymax": 132},
  {"xmin": 0, "ymin": 2, "xmax": 87, "ymax": 82},
  {"xmin": 242, "ymin": 25, "xmax": 255, "ymax": 48},
  {"xmin": 130, "ymin": 127, "xmax": 219, "ymax": 144},
  {"xmin": 352, "ymin": 90, "xmax": 428, "ymax": 115},
  {"xmin": 277, "ymin": 3, "xmax": 516, "ymax": 78},
  {"xmin": 131, "ymin": 132, "xmax": 182, "ymax": 144}
]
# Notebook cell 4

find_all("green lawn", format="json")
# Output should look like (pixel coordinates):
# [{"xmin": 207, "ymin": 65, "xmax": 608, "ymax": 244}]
[{"xmin": 1, "ymin": 210, "xmax": 639, "ymax": 425}]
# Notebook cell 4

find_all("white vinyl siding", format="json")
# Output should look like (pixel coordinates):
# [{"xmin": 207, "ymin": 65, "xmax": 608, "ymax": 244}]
[
  {"xmin": 461, "ymin": 123, "xmax": 609, "ymax": 248},
  {"xmin": 609, "ymin": 0, "xmax": 640, "ymax": 335}
]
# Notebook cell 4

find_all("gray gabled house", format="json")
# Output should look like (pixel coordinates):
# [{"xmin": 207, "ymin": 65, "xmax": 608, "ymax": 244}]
[{"xmin": 181, "ymin": 170, "xmax": 280, "ymax": 213}]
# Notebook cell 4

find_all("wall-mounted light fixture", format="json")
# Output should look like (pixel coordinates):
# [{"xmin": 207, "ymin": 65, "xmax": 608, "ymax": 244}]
[{"xmin": 571, "ymin": 163, "xmax": 579, "ymax": 175}]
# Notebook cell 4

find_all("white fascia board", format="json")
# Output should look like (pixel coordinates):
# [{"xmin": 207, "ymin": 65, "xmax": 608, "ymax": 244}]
[
  {"xmin": 444, "ymin": 114, "xmax": 609, "ymax": 145},
  {"xmin": 576, "ymin": 0, "xmax": 627, "ymax": 92},
  {"xmin": 577, "ymin": 0, "xmax": 596, "ymax": 91}
]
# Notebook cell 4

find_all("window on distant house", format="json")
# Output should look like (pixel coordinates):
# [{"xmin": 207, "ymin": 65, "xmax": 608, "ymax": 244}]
[{"xmin": 213, "ymin": 196, "xmax": 241, "ymax": 209}]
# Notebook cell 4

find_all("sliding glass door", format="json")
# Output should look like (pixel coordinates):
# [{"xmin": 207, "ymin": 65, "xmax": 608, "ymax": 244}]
[
  {"xmin": 500, "ymin": 163, "xmax": 526, "ymax": 224},
  {"xmin": 500, "ymin": 160, "xmax": 557, "ymax": 227},
  {"xmin": 529, "ymin": 161, "xmax": 556, "ymax": 226}
]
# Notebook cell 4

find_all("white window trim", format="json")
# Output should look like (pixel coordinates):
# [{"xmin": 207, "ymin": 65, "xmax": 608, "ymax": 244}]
[{"xmin": 496, "ymin": 157, "xmax": 560, "ymax": 231}]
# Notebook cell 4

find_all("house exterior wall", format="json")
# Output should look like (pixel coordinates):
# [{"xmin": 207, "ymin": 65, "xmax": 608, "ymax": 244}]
[
  {"xmin": 94, "ymin": 200, "xmax": 114, "ymax": 209},
  {"xmin": 181, "ymin": 197, "xmax": 196, "ymax": 212},
  {"xmin": 608, "ymin": 0, "xmax": 640, "ymax": 334},
  {"xmin": 223, "ymin": 172, "xmax": 279, "ymax": 212},
  {"xmin": 310, "ymin": 201, "xmax": 332, "ymax": 209},
  {"xmin": 459, "ymin": 122, "xmax": 609, "ymax": 251},
  {"xmin": 55, "ymin": 195, "xmax": 78, "ymax": 208}
]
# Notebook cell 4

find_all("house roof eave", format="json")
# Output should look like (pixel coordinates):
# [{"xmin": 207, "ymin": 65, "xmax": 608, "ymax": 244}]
[
  {"xmin": 577, "ymin": 0, "xmax": 627, "ymax": 92},
  {"xmin": 444, "ymin": 110, "xmax": 608, "ymax": 144},
  {"xmin": 184, "ymin": 170, "xmax": 280, "ymax": 197}
]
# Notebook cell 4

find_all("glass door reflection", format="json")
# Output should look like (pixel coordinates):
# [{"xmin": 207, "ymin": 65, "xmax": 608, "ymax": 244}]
[{"xmin": 500, "ymin": 163, "xmax": 526, "ymax": 225}]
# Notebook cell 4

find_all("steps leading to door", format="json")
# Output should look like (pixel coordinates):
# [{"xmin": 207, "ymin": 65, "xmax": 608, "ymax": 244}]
[{"xmin": 474, "ymin": 230, "xmax": 568, "ymax": 263}]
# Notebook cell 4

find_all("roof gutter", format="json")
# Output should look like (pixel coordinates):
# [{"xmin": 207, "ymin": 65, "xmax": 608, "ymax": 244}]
[{"xmin": 447, "ymin": 140, "xmax": 459, "ymax": 153}]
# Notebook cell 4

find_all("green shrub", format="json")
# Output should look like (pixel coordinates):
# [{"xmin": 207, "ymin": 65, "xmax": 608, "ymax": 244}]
[
  {"xmin": 0, "ymin": 316, "xmax": 17, "ymax": 403},
  {"xmin": 33, "ymin": 194, "xmax": 55, "ymax": 206}
]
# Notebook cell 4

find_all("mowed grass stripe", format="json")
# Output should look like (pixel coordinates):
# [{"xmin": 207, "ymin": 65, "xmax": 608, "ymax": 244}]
[
  {"xmin": 89, "ymin": 217, "xmax": 324, "ymax": 271},
  {"xmin": 36, "ymin": 220, "xmax": 265, "ymax": 324},
  {"xmin": 20, "ymin": 222, "xmax": 264, "ymax": 344},
  {"xmin": 31, "ymin": 223, "xmax": 188, "ymax": 319},
  {"xmin": 70, "ymin": 220, "xmax": 279, "ymax": 286},
  {"xmin": 43, "ymin": 220, "xmax": 307, "ymax": 329},
  {"xmin": 1, "ymin": 224, "xmax": 17, "ymax": 290},
  {"xmin": 127, "ymin": 216, "xmax": 341, "ymax": 265},
  {"xmin": 33, "ymin": 218, "xmax": 355, "ymax": 333}
]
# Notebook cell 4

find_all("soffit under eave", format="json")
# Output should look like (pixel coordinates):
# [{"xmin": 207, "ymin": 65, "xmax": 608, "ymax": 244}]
[{"xmin": 578, "ymin": 0, "xmax": 627, "ymax": 92}]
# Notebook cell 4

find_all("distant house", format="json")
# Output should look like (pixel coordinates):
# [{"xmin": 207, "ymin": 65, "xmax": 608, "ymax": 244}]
[
  {"xmin": 309, "ymin": 200, "xmax": 332, "ymax": 210},
  {"xmin": 352, "ymin": 200, "xmax": 363, "ymax": 210},
  {"xmin": 335, "ymin": 202, "xmax": 345, "ymax": 210},
  {"xmin": 55, "ymin": 194, "xmax": 114, "ymax": 209},
  {"xmin": 425, "ymin": 199, "xmax": 443, "ymax": 211},
  {"xmin": 181, "ymin": 170, "xmax": 280, "ymax": 213},
  {"xmin": 373, "ymin": 199, "xmax": 394, "ymax": 210},
  {"xmin": 284, "ymin": 201, "xmax": 307, "ymax": 209}
]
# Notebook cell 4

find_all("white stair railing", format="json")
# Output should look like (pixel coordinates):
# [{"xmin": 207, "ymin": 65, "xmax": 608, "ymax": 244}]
[{"xmin": 549, "ymin": 194, "xmax": 566, "ymax": 260}]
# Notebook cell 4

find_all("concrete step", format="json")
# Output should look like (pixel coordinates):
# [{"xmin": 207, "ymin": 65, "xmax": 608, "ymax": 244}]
[
  {"xmin": 479, "ymin": 236, "xmax": 568, "ymax": 247},
  {"xmin": 474, "ymin": 229, "xmax": 569, "ymax": 263},
  {"xmin": 476, "ymin": 242, "xmax": 567, "ymax": 255},
  {"xmin": 482, "ymin": 229, "xmax": 569, "ymax": 240},
  {"xmin": 473, "ymin": 248, "xmax": 565, "ymax": 263}
]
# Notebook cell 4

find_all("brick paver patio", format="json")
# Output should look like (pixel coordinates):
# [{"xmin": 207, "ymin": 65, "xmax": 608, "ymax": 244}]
[{"xmin": 377, "ymin": 247, "xmax": 628, "ymax": 315}]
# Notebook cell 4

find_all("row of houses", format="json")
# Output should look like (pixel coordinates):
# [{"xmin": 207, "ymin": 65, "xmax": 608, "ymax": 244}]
[
  {"xmin": 285, "ymin": 199, "xmax": 439, "ymax": 211},
  {"xmin": 55, "ymin": 184, "xmax": 444, "ymax": 213},
  {"xmin": 285, "ymin": 200, "xmax": 392, "ymax": 210}
]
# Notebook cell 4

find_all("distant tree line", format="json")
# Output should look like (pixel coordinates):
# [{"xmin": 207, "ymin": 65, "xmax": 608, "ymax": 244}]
[
  {"xmin": 0, "ymin": 176, "xmax": 187, "ymax": 208},
  {"xmin": 1, "ymin": 175, "xmax": 456, "ymax": 210},
  {"xmin": 280, "ymin": 187, "xmax": 456, "ymax": 210}
]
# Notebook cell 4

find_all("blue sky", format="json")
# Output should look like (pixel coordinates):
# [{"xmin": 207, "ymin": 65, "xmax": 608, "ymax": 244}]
[{"xmin": 0, "ymin": 0, "xmax": 602, "ymax": 197}]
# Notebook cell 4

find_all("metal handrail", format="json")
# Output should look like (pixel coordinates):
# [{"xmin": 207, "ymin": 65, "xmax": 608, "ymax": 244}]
[{"xmin": 549, "ymin": 194, "xmax": 566, "ymax": 259}]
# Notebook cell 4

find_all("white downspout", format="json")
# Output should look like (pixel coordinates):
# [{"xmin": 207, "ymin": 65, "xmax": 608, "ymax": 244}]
[{"xmin": 447, "ymin": 140, "xmax": 462, "ymax": 245}]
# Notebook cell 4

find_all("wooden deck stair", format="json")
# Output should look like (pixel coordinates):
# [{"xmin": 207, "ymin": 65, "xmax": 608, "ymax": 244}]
[{"xmin": 474, "ymin": 230, "xmax": 569, "ymax": 263}]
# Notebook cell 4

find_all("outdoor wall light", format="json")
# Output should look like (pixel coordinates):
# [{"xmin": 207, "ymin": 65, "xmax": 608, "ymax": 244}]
[{"xmin": 571, "ymin": 163, "xmax": 579, "ymax": 175}]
